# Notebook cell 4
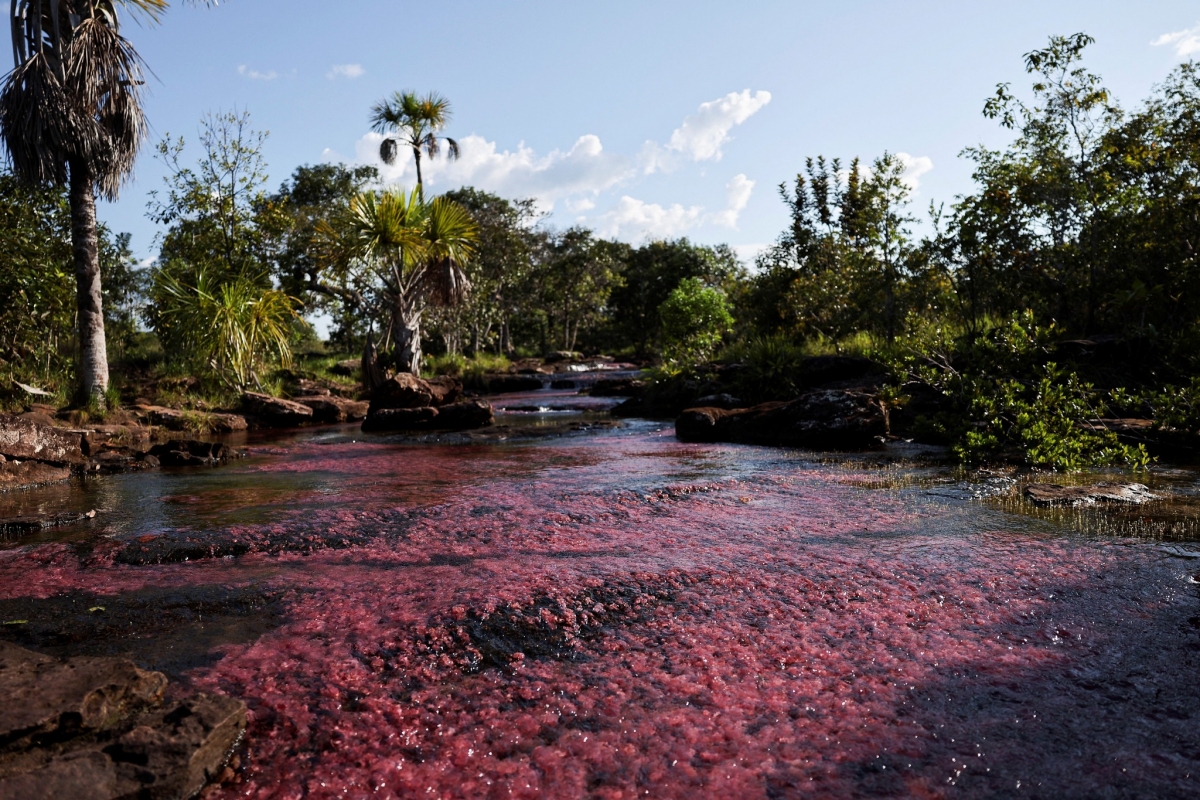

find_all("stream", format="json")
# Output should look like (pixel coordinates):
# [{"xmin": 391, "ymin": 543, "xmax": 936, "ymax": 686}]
[{"xmin": 1, "ymin": 390, "xmax": 1198, "ymax": 798}]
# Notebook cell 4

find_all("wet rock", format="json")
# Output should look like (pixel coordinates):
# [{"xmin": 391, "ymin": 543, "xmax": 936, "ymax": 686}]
[
  {"xmin": 433, "ymin": 400, "xmax": 495, "ymax": 431},
  {"xmin": 550, "ymin": 379, "xmax": 577, "ymax": 390},
  {"xmin": 1023, "ymin": 482, "xmax": 1160, "ymax": 507},
  {"xmin": 147, "ymin": 440, "xmax": 231, "ymax": 468},
  {"xmin": 589, "ymin": 377, "xmax": 645, "ymax": 397},
  {"xmin": 370, "ymin": 373, "xmax": 434, "ymax": 411},
  {"xmin": 0, "ymin": 461, "xmax": 72, "ymax": 492},
  {"xmin": 0, "ymin": 643, "xmax": 245, "ymax": 800},
  {"xmin": 0, "ymin": 509, "xmax": 96, "ymax": 538},
  {"xmin": 136, "ymin": 406, "xmax": 248, "ymax": 435},
  {"xmin": 241, "ymin": 392, "xmax": 314, "ymax": 427},
  {"xmin": 0, "ymin": 413, "xmax": 85, "ymax": 465},
  {"xmin": 676, "ymin": 390, "xmax": 886, "ymax": 450},
  {"xmin": 293, "ymin": 395, "xmax": 369, "ymax": 424}
]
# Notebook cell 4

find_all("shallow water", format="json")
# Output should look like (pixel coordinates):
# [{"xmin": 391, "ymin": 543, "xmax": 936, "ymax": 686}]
[{"xmin": 1, "ymin": 406, "xmax": 1198, "ymax": 798}]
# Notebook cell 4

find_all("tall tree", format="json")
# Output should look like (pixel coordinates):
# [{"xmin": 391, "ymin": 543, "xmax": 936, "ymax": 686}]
[
  {"xmin": 371, "ymin": 91, "xmax": 460, "ymax": 197},
  {"xmin": 0, "ymin": 0, "xmax": 210, "ymax": 405}
]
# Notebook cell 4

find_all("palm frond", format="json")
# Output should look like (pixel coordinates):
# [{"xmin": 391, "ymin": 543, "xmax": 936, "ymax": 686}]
[
  {"xmin": 421, "ymin": 196, "xmax": 477, "ymax": 306},
  {"xmin": 0, "ymin": 52, "xmax": 76, "ymax": 184},
  {"xmin": 379, "ymin": 136, "xmax": 398, "ymax": 165},
  {"xmin": 445, "ymin": 136, "xmax": 460, "ymax": 160}
]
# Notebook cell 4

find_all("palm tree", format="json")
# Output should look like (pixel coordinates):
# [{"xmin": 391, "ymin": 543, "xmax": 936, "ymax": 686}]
[
  {"xmin": 337, "ymin": 189, "xmax": 478, "ymax": 375},
  {"xmin": 370, "ymin": 91, "xmax": 460, "ymax": 198},
  {"xmin": 0, "ymin": 0, "xmax": 209, "ymax": 405}
]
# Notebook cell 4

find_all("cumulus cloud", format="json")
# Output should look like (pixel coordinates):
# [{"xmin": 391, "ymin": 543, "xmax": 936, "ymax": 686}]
[
  {"xmin": 642, "ymin": 89, "xmax": 771, "ymax": 173},
  {"xmin": 895, "ymin": 152, "xmax": 933, "ymax": 192},
  {"xmin": 1152, "ymin": 23, "xmax": 1200, "ymax": 58},
  {"xmin": 238, "ymin": 65, "xmax": 278, "ymax": 81},
  {"xmin": 328, "ymin": 63, "xmax": 365, "ymax": 79},
  {"xmin": 342, "ymin": 132, "xmax": 633, "ymax": 212},
  {"xmin": 707, "ymin": 174, "xmax": 755, "ymax": 229},
  {"xmin": 596, "ymin": 197, "xmax": 705, "ymax": 240}
]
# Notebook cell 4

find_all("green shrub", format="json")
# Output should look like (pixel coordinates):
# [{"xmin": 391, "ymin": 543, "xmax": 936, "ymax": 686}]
[{"xmin": 658, "ymin": 278, "xmax": 733, "ymax": 366}]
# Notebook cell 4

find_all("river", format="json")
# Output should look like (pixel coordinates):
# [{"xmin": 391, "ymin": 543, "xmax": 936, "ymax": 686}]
[{"xmin": 1, "ymin": 392, "xmax": 1198, "ymax": 798}]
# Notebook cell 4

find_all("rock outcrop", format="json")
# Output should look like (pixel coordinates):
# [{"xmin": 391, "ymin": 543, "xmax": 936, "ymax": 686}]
[
  {"xmin": 675, "ymin": 390, "xmax": 886, "ymax": 450},
  {"xmin": 0, "ymin": 642, "xmax": 245, "ymax": 800},
  {"xmin": 293, "ymin": 395, "xmax": 370, "ymax": 424},
  {"xmin": 241, "ymin": 392, "xmax": 314, "ymax": 427},
  {"xmin": 0, "ymin": 414, "xmax": 85, "ymax": 465},
  {"xmin": 362, "ymin": 399, "xmax": 494, "ymax": 433}
]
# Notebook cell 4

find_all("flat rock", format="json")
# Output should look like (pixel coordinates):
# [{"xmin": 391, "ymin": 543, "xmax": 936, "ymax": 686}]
[
  {"xmin": 0, "ymin": 643, "xmax": 245, "ymax": 800},
  {"xmin": 0, "ymin": 509, "xmax": 96, "ymax": 538},
  {"xmin": 294, "ymin": 395, "xmax": 370, "ymax": 424},
  {"xmin": 676, "ymin": 390, "xmax": 885, "ymax": 450},
  {"xmin": 0, "ymin": 414, "xmax": 85, "ymax": 465},
  {"xmin": 362, "ymin": 400, "xmax": 494, "ymax": 434},
  {"xmin": 0, "ymin": 461, "xmax": 72, "ymax": 492},
  {"xmin": 1023, "ymin": 482, "xmax": 1160, "ymax": 507},
  {"xmin": 484, "ymin": 374, "xmax": 545, "ymax": 393},
  {"xmin": 241, "ymin": 392, "xmax": 313, "ymax": 427}
]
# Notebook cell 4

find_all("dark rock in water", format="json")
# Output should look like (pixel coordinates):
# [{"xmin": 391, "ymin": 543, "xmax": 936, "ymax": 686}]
[
  {"xmin": 694, "ymin": 393, "xmax": 743, "ymax": 410},
  {"xmin": 483, "ymin": 374, "xmax": 544, "ymax": 393},
  {"xmin": 675, "ymin": 390, "xmax": 885, "ymax": 450},
  {"xmin": 294, "ymin": 395, "xmax": 370, "ymax": 424},
  {"xmin": 362, "ymin": 400, "xmax": 494, "ymax": 434},
  {"xmin": 1023, "ymin": 482, "xmax": 1160, "ymax": 507},
  {"xmin": 241, "ymin": 392, "xmax": 314, "ymax": 427},
  {"xmin": 550, "ymin": 379, "xmax": 577, "ymax": 390},
  {"xmin": 590, "ymin": 378, "xmax": 645, "ymax": 398},
  {"xmin": 370, "ymin": 373, "xmax": 434, "ymax": 411},
  {"xmin": 0, "ymin": 461, "xmax": 72, "ymax": 492},
  {"xmin": 362, "ymin": 406, "xmax": 439, "ymax": 433},
  {"xmin": 0, "ymin": 510, "xmax": 96, "ymax": 538},
  {"xmin": 0, "ymin": 642, "xmax": 245, "ymax": 800},
  {"xmin": 434, "ymin": 400, "xmax": 495, "ymax": 431},
  {"xmin": 0, "ymin": 414, "xmax": 85, "ymax": 465},
  {"xmin": 147, "ymin": 440, "xmax": 231, "ymax": 468},
  {"xmin": 425, "ymin": 376, "xmax": 463, "ymax": 406}
]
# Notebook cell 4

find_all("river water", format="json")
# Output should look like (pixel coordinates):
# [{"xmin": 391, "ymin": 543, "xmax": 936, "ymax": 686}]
[{"xmin": 1, "ymin": 392, "xmax": 1198, "ymax": 798}]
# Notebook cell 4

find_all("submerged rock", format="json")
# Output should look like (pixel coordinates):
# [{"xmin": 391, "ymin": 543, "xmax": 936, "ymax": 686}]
[
  {"xmin": 676, "ymin": 390, "xmax": 886, "ymax": 450},
  {"xmin": 147, "ymin": 440, "xmax": 235, "ymax": 468},
  {"xmin": 1023, "ymin": 482, "xmax": 1160, "ymax": 507},
  {"xmin": 0, "ymin": 642, "xmax": 245, "ymax": 800},
  {"xmin": 0, "ymin": 461, "xmax": 71, "ymax": 492}
]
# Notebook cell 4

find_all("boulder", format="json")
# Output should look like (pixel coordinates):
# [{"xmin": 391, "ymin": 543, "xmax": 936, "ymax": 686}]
[
  {"xmin": 370, "ymin": 373, "xmax": 434, "ymax": 411},
  {"xmin": 1023, "ymin": 482, "xmax": 1160, "ymax": 507},
  {"xmin": 425, "ymin": 376, "xmax": 464, "ymax": 406},
  {"xmin": 330, "ymin": 358, "xmax": 360, "ymax": 377},
  {"xmin": 694, "ymin": 393, "xmax": 743, "ymax": 410},
  {"xmin": 0, "ymin": 643, "xmax": 245, "ymax": 800},
  {"xmin": 241, "ymin": 392, "xmax": 314, "ymax": 427},
  {"xmin": 590, "ymin": 378, "xmax": 645, "ymax": 398},
  {"xmin": 433, "ymin": 399, "xmax": 495, "ymax": 431},
  {"xmin": 483, "ymin": 374, "xmax": 544, "ymax": 394},
  {"xmin": 294, "ymin": 395, "xmax": 370, "ymax": 424},
  {"xmin": 676, "ymin": 390, "xmax": 885, "ymax": 450},
  {"xmin": 0, "ymin": 414, "xmax": 85, "ymax": 465},
  {"xmin": 544, "ymin": 350, "xmax": 584, "ymax": 363},
  {"xmin": 361, "ymin": 406, "xmax": 439, "ymax": 433}
]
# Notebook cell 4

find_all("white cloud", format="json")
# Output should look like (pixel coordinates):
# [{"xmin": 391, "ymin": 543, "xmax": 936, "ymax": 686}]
[
  {"xmin": 1152, "ymin": 23, "xmax": 1200, "ymax": 57},
  {"xmin": 707, "ymin": 174, "xmax": 755, "ymax": 229},
  {"xmin": 895, "ymin": 152, "xmax": 933, "ymax": 192},
  {"xmin": 640, "ymin": 90, "xmax": 772, "ymax": 173},
  {"xmin": 564, "ymin": 197, "xmax": 596, "ymax": 213},
  {"xmin": 596, "ymin": 196, "xmax": 705, "ymax": 240},
  {"xmin": 328, "ymin": 63, "xmax": 365, "ymax": 79},
  {"xmin": 343, "ymin": 132, "xmax": 633, "ymax": 212},
  {"xmin": 238, "ymin": 64, "xmax": 278, "ymax": 81}
]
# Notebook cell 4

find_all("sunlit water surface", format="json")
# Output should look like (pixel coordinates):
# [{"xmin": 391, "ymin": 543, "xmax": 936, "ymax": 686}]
[{"xmin": 1, "ymin": 404, "xmax": 1198, "ymax": 799}]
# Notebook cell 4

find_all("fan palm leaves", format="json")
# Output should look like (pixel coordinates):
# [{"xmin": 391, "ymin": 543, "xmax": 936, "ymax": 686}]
[
  {"xmin": 370, "ymin": 91, "xmax": 460, "ymax": 196},
  {"xmin": 0, "ymin": 0, "xmax": 214, "ymax": 404}
]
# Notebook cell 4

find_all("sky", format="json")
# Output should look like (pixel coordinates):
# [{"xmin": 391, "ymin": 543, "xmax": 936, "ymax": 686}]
[{"xmin": 98, "ymin": 0, "xmax": 1200, "ymax": 267}]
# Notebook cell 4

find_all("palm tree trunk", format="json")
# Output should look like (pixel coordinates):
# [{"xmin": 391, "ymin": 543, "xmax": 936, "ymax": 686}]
[
  {"xmin": 69, "ymin": 159, "xmax": 109, "ymax": 405},
  {"xmin": 396, "ymin": 316, "xmax": 422, "ymax": 376},
  {"xmin": 413, "ymin": 147, "xmax": 424, "ymax": 197}
]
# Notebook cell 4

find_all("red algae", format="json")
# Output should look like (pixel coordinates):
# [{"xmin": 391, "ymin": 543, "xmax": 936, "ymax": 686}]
[{"xmin": 2, "ymin": 429, "xmax": 1199, "ymax": 797}]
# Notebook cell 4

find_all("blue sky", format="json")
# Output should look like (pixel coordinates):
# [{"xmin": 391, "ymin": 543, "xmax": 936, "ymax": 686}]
[{"xmin": 101, "ymin": 0, "xmax": 1200, "ymax": 265}]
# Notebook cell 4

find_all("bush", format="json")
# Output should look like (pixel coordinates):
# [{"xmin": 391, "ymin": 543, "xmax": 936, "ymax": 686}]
[{"xmin": 658, "ymin": 278, "xmax": 733, "ymax": 366}]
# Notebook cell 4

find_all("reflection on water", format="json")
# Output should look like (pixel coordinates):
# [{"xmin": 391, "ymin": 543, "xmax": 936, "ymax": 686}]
[{"xmin": 0, "ymin": 415, "xmax": 1198, "ymax": 798}]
